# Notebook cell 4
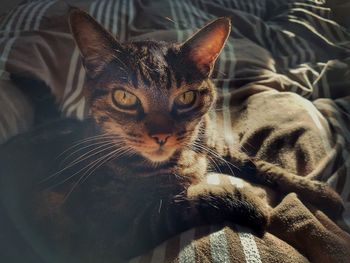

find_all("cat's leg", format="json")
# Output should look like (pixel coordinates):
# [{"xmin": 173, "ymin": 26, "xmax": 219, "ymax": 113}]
[
  {"xmin": 232, "ymin": 157, "xmax": 344, "ymax": 219},
  {"xmin": 183, "ymin": 181, "xmax": 269, "ymax": 234},
  {"xmin": 115, "ymin": 179, "xmax": 269, "ymax": 260}
]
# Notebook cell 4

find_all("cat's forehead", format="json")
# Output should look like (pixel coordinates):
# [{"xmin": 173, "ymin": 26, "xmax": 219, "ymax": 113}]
[
  {"xmin": 101, "ymin": 40, "xmax": 203, "ymax": 93},
  {"xmin": 125, "ymin": 41, "xmax": 177, "ymax": 90}
]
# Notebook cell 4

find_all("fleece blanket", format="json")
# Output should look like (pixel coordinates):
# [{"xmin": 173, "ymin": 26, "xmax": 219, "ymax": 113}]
[{"xmin": 1, "ymin": 0, "xmax": 350, "ymax": 262}]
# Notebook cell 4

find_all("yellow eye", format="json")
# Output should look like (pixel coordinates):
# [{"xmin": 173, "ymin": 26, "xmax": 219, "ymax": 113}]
[
  {"xmin": 112, "ymin": 89, "xmax": 138, "ymax": 109},
  {"xmin": 175, "ymin": 91, "xmax": 196, "ymax": 108}
]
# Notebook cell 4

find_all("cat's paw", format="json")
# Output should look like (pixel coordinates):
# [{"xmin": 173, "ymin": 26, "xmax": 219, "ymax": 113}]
[
  {"xmin": 187, "ymin": 183, "xmax": 270, "ymax": 237},
  {"xmin": 231, "ymin": 187, "xmax": 270, "ymax": 237}
]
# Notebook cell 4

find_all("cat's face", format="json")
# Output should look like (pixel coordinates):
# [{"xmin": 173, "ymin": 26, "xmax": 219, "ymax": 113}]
[{"xmin": 70, "ymin": 9, "xmax": 230, "ymax": 163}]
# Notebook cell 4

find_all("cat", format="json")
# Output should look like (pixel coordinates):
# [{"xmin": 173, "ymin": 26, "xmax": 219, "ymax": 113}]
[{"xmin": 0, "ymin": 7, "xmax": 343, "ymax": 263}]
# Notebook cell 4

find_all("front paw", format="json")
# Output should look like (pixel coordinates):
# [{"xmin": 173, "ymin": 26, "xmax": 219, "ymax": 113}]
[
  {"xmin": 187, "ymin": 184, "xmax": 270, "ymax": 236},
  {"xmin": 233, "ymin": 188, "xmax": 270, "ymax": 237}
]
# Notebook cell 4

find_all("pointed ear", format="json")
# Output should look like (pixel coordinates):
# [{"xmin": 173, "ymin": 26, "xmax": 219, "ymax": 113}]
[
  {"xmin": 181, "ymin": 17, "xmax": 231, "ymax": 77},
  {"xmin": 69, "ymin": 8, "xmax": 123, "ymax": 77}
]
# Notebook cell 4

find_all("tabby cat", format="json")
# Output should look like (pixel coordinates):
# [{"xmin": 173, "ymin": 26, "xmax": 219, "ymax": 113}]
[{"xmin": 0, "ymin": 8, "xmax": 343, "ymax": 263}]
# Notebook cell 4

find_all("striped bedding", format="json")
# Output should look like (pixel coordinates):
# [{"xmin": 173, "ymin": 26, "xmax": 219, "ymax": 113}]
[{"xmin": 1, "ymin": 0, "xmax": 350, "ymax": 262}]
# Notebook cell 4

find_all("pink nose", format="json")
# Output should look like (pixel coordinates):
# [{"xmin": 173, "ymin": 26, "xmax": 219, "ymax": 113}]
[{"xmin": 150, "ymin": 133, "xmax": 171, "ymax": 146}]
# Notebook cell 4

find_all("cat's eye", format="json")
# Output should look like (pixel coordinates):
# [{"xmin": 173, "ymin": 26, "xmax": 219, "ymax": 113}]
[
  {"xmin": 112, "ymin": 89, "xmax": 138, "ymax": 109},
  {"xmin": 174, "ymin": 91, "xmax": 197, "ymax": 109}
]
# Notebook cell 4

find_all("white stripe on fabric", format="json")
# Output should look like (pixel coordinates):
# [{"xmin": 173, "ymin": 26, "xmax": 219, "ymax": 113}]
[
  {"xmin": 0, "ymin": 0, "xmax": 44, "ymax": 78},
  {"xmin": 209, "ymin": 225, "xmax": 230, "ymax": 263},
  {"xmin": 127, "ymin": 0, "xmax": 134, "ymax": 40},
  {"xmin": 236, "ymin": 225, "xmax": 262, "ymax": 263},
  {"xmin": 14, "ymin": 1, "xmax": 37, "ymax": 32},
  {"xmin": 175, "ymin": 1, "xmax": 187, "ymax": 41},
  {"xmin": 0, "ymin": 5, "xmax": 19, "ymax": 30},
  {"xmin": 170, "ymin": 1, "xmax": 184, "ymax": 42},
  {"xmin": 312, "ymin": 79, "xmax": 319, "ymax": 100},
  {"xmin": 33, "ymin": 0, "xmax": 57, "ymax": 30},
  {"xmin": 288, "ymin": 35, "xmax": 307, "ymax": 64},
  {"xmin": 62, "ymin": 48, "xmax": 80, "ymax": 102},
  {"xmin": 276, "ymin": 31, "xmax": 297, "ymax": 67},
  {"xmin": 150, "ymin": 240, "xmax": 167, "ymax": 263},
  {"xmin": 222, "ymin": 39, "xmax": 236, "ymax": 149},
  {"xmin": 306, "ymin": 10, "xmax": 344, "ymax": 43},
  {"xmin": 34, "ymin": 0, "xmax": 56, "ymax": 30},
  {"xmin": 65, "ymin": 66, "xmax": 86, "ymax": 117},
  {"xmin": 178, "ymin": 228, "xmax": 196, "ymax": 263},
  {"xmin": 112, "ymin": 0, "xmax": 122, "ymax": 36},
  {"xmin": 289, "ymin": 17, "xmax": 335, "ymax": 47},
  {"xmin": 96, "ymin": 0, "xmax": 106, "ymax": 24},
  {"xmin": 120, "ymin": 0, "xmax": 128, "ymax": 41},
  {"xmin": 104, "ymin": 0, "xmax": 114, "ymax": 31},
  {"xmin": 24, "ymin": 0, "xmax": 48, "ymax": 30},
  {"xmin": 298, "ymin": 36, "xmax": 316, "ymax": 63},
  {"xmin": 76, "ymin": 97, "xmax": 86, "ymax": 120},
  {"xmin": 0, "ymin": 37, "xmax": 16, "ymax": 79},
  {"xmin": 183, "ymin": 1, "xmax": 196, "ymax": 30},
  {"xmin": 3, "ymin": 3, "xmax": 27, "ymax": 35}
]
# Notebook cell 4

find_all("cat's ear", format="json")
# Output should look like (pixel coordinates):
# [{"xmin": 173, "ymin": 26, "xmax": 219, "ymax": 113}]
[
  {"xmin": 181, "ymin": 17, "xmax": 231, "ymax": 77},
  {"xmin": 69, "ymin": 8, "xmax": 123, "ymax": 77}
]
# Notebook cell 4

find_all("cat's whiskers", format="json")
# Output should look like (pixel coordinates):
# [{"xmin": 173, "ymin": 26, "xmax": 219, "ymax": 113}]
[
  {"xmin": 191, "ymin": 141, "xmax": 239, "ymax": 176},
  {"xmin": 46, "ymin": 145, "xmax": 124, "ymax": 191},
  {"xmin": 60, "ymin": 139, "xmax": 123, "ymax": 168},
  {"xmin": 56, "ymin": 133, "xmax": 118, "ymax": 159},
  {"xmin": 187, "ymin": 143, "xmax": 223, "ymax": 174},
  {"xmin": 80, "ymin": 146, "xmax": 133, "ymax": 186},
  {"xmin": 58, "ymin": 139, "xmax": 120, "ymax": 168},
  {"xmin": 171, "ymin": 172, "xmax": 183, "ymax": 180},
  {"xmin": 40, "ymin": 142, "xmax": 121, "ymax": 183},
  {"xmin": 63, "ymin": 146, "xmax": 132, "ymax": 201}
]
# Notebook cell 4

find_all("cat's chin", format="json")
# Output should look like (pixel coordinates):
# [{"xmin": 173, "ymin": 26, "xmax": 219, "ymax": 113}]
[{"xmin": 140, "ymin": 148, "xmax": 176, "ymax": 164}]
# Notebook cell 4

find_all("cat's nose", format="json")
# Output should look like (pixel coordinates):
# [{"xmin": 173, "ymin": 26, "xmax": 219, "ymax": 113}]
[{"xmin": 150, "ymin": 133, "xmax": 171, "ymax": 146}]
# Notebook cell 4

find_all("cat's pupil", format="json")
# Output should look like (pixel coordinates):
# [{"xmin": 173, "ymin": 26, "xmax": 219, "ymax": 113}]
[
  {"xmin": 112, "ymin": 89, "xmax": 138, "ymax": 109},
  {"xmin": 175, "ymin": 91, "xmax": 196, "ymax": 109}
]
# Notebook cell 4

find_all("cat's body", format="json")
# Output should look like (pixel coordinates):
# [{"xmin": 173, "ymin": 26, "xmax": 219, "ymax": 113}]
[
  {"xmin": 0, "ymin": 8, "xmax": 343, "ymax": 263},
  {"xmin": 0, "ymin": 118, "xmax": 268, "ymax": 262}
]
